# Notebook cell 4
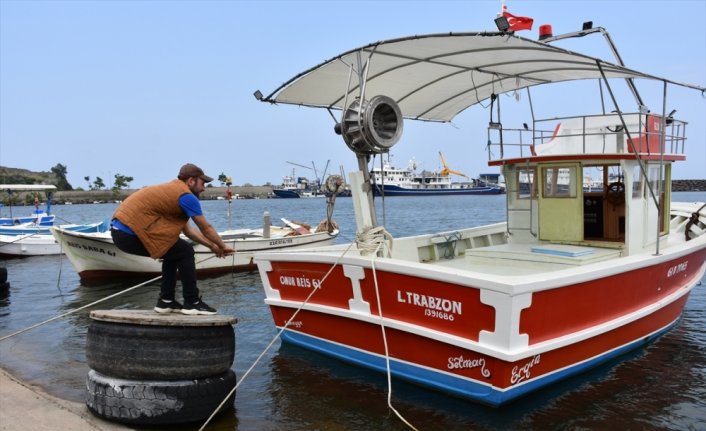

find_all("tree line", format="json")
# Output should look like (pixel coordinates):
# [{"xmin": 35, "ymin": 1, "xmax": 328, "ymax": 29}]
[
  {"xmin": 3, "ymin": 164, "xmax": 263, "ymax": 192},
  {"xmin": 1, "ymin": 164, "xmax": 133, "ymax": 192},
  {"xmin": 56, "ymin": 163, "xmax": 133, "ymax": 191}
]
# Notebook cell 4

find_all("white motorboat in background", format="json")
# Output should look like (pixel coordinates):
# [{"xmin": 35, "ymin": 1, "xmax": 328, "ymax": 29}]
[{"xmin": 53, "ymin": 217, "xmax": 339, "ymax": 282}]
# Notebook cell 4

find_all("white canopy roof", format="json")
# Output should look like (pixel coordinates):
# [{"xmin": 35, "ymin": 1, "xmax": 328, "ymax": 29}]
[
  {"xmin": 0, "ymin": 184, "xmax": 57, "ymax": 191},
  {"xmin": 261, "ymin": 32, "xmax": 704, "ymax": 123}
]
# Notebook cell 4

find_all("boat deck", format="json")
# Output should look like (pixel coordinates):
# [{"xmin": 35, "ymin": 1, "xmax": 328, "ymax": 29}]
[{"xmin": 430, "ymin": 242, "xmax": 623, "ymax": 276}]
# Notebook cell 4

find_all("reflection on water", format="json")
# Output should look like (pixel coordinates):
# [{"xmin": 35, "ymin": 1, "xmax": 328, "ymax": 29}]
[{"xmin": 0, "ymin": 194, "xmax": 704, "ymax": 430}]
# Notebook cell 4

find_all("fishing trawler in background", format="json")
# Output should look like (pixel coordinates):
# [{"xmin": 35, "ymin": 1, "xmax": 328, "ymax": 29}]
[
  {"xmin": 253, "ymin": 8, "xmax": 706, "ymax": 407},
  {"xmin": 271, "ymin": 175, "xmax": 323, "ymax": 198},
  {"xmin": 272, "ymin": 161, "xmax": 333, "ymax": 198},
  {"xmin": 370, "ymin": 153, "xmax": 504, "ymax": 196}
]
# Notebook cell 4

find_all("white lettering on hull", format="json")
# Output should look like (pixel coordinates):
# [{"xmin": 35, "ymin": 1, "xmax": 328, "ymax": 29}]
[
  {"xmin": 397, "ymin": 290, "xmax": 462, "ymax": 320},
  {"xmin": 510, "ymin": 355, "xmax": 541, "ymax": 385},
  {"xmin": 447, "ymin": 355, "xmax": 491, "ymax": 377},
  {"xmin": 667, "ymin": 261, "xmax": 688, "ymax": 277},
  {"xmin": 397, "ymin": 290, "xmax": 463, "ymax": 313},
  {"xmin": 279, "ymin": 275, "xmax": 321, "ymax": 288}
]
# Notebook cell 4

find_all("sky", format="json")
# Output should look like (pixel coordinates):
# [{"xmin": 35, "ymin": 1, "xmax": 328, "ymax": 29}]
[{"xmin": 1, "ymin": 0, "xmax": 704, "ymax": 189}]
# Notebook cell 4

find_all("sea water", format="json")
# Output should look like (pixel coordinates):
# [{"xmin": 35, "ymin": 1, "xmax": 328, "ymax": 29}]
[{"xmin": 0, "ymin": 192, "xmax": 704, "ymax": 430}]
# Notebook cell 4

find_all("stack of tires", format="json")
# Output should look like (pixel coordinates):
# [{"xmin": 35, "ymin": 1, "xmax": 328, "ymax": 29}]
[
  {"xmin": 0, "ymin": 266, "xmax": 9, "ymax": 291},
  {"xmin": 85, "ymin": 310, "xmax": 237, "ymax": 426}
]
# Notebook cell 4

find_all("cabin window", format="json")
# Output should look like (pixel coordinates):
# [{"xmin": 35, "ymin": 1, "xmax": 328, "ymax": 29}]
[
  {"xmin": 543, "ymin": 167, "xmax": 576, "ymax": 198},
  {"xmin": 583, "ymin": 166, "xmax": 604, "ymax": 193},
  {"xmin": 646, "ymin": 164, "xmax": 663, "ymax": 198},
  {"xmin": 517, "ymin": 168, "xmax": 537, "ymax": 199},
  {"xmin": 632, "ymin": 166, "xmax": 644, "ymax": 198}
]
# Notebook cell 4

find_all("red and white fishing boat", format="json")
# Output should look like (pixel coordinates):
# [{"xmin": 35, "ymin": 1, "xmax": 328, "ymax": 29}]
[{"xmin": 253, "ymin": 18, "xmax": 706, "ymax": 405}]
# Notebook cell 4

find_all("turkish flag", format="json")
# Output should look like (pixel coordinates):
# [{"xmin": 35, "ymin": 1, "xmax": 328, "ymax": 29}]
[{"xmin": 503, "ymin": 7, "xmax": 534, "ymax": 32}]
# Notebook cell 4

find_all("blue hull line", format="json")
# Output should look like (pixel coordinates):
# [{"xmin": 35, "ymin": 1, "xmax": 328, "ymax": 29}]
[
  {"xmin": 279, "ymin": 320, "xmax": 677, "ymax": 406},
  {"xmin": 372, "ymin": 185, "xmax": 504, "ymax": 196}
]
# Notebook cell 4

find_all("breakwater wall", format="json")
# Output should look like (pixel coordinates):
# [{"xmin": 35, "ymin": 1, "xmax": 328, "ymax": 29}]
[
  {"xmin": 51, "ymin": 186, "xmax": 274, "ymax": 204},
  {"xmin": 7, "ymin": 180, "xmax": 705, "ymax": 205},
  {"xmin": 671, "ymin": 179, "xmax": 706, "ymax": 192}
]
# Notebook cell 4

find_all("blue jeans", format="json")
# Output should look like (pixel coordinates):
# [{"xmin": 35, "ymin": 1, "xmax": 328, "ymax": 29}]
[{"xmin": 111, "ymin": 229, "xmax": 199, "ymax": 303}]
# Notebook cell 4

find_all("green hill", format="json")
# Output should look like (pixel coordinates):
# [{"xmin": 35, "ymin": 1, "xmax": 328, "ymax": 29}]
[{"xmin": 0, "ymin": 166, "xmax": 61, "ymax": 187}]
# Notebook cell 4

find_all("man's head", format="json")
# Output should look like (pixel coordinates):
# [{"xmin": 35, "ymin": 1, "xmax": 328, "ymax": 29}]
[{"xmin": 178, "ymin": 163, "xmax": 213, "ymax": 196}]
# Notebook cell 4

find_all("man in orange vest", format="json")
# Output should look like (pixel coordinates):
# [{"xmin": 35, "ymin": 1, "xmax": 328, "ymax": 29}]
[{"xmin": 111, "ymin": 163, "xmax": 235, "ymax": 315}]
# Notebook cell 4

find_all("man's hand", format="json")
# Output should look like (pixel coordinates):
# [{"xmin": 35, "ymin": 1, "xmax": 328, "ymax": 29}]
[{"xmin": 212, "ymin": 244, "xmax": 235, "ymax": 258}]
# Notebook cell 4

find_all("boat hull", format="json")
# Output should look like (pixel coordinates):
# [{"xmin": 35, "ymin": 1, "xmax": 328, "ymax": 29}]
[
  {"xmin": 52, "ymin": 227, "xmax": 338, "ymax": 282},
  {"xmin": 0, "ymin": 220, "xmax": 108, "ymax": 236},
  {"xmin": 373, "ymin": 184, "xmax": 504, "ymax": 196},
  {"xmin": 0, "ymin": 234, "xmax": 61, "ymax": 257},
  {"xmin": 272, "ymin": 189, "xmax": 301, "ymax": 198},
  {"xmin": 257, "ymin": 242, "xmax": 706, "ymax": 405},
  {"xmin": 0, "ymin": 214, "xmax": 55, "ymax": 226},
  {"xmin": 274, "ymin": 299, "xmax": 684, "ymax": 405}
]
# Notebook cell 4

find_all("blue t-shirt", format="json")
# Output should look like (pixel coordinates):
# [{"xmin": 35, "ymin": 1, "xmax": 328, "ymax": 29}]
[
  {"xmin": 112, "ymin": 193, "xmax": 203, "ymax": 235},
  {"xmin": 178, "ymin": 193, "xmax": 203, "ymax": 218}
]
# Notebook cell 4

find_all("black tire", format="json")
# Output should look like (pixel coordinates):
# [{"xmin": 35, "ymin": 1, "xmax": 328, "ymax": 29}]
[
  {"xmin": 86, "ymin": 320, "xmax": 234, "ymax": 380},
  {"xmin": 86, "ymin": 369, "xmax": 236, "ymax": 425},
  {"xmin": 0, "ymin": 267, "xmax": 8, "ymax": 292}
]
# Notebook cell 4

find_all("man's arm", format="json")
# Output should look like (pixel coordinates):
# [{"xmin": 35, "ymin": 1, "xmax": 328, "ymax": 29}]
[{"xmin": 183, "ymin": 216, "xmax": 234, "ymax": 257}]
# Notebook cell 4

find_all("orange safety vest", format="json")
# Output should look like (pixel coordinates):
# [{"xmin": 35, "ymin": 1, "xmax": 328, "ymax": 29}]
[{"xmin": 113, "ymin": 179, "xmax": 192, "ymax": 258}]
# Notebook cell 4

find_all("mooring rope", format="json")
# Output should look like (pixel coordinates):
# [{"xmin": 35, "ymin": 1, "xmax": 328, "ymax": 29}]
[
  {"xmin": 369, "ymin": 240, "xmax": 419, "ymax": 431},
  {"xmin": 201, "ymin": 226, "xmax": 417, "ymax": 431},
  {"xmin": 0, "ymin": 275, "xmax": 161, "ymax": 342},
  {"xmin": 55, "ymin": 229, "xmax": 65, "ymax": 293},
  {"xmin": 55, "ymin": 215, "xmax": 77, "ymax": 225},
  {"xmin": 0, "ymin": 232, "xmax": 41, "ymax": 248},
  {"xmin": 685, "ymin": 202, "xmax": 706, "ymax": 241},
  {"xmin": 198, "ymin": 240, "xmax": 357, "ymax": 431},
  {"xmin": 0, "ymin": 254, "xmax": 218, "ymax": 342}
]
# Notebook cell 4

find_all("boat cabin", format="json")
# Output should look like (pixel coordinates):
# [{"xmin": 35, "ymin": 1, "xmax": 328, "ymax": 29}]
[{"xmin": 487, "ymin": 112, "xmax": 683, "ymax": 255}]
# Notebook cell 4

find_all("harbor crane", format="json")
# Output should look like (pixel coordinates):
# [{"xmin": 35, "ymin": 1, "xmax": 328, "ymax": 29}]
[{"xmin": 438, "ymin": 152, "xmax": 469, "ymax": 179}]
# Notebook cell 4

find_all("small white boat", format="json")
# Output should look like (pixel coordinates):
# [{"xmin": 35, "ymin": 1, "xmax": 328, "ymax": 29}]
[
  {"xmin": 253, "ymin": 18, "xmax": 706, "ymax": 406},
  {"xmin": 0, "ymin": 221, "xmax": 109, "ymax": 257},
  {"xmin": 0, "ymin": 233, "xmax": 61, "ymax": 257},
  {"xmin": 52, "ymin": 219, "xmax": 339, "ymax": 282}
]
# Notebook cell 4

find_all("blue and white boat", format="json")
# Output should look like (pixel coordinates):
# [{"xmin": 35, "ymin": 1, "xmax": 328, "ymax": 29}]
[
  {"xmin": 0, "ymin": 184, "xmax": 57, "ymax": 226},
  {"xmin": 0, "ymin": 219, "xmax": 109, "ymax": 236},
  {"xmin": 370, "ymin": 159, "xmax": 504, "ymax": 196}
]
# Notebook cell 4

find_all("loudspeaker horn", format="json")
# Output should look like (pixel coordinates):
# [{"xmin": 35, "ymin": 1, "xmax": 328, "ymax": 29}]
[{"xmin": 335, "ymin": 95, "xmax": 403, "ymax": 155}]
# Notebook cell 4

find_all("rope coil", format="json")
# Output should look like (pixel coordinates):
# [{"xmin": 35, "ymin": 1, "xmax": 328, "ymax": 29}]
[{"xmin": 355, "ymin": 225, "xmax": 393, "ymax": 256}]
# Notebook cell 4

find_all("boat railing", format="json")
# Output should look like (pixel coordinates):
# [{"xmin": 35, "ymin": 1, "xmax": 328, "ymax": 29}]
[{"xmin": 486, "ymin": 112, "xmax": 688, "ymax": 161}]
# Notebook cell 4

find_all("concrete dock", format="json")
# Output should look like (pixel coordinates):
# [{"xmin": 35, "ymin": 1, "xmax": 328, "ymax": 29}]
[{"xmin": 0, "ymin": 368, "xmax": 132, "ymax": 431}]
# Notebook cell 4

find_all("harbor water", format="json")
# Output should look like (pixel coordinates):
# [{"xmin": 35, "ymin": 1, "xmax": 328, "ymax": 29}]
[{"xmin": 1, "ymin": 192, "xmax": 705, "ymax": 430}]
